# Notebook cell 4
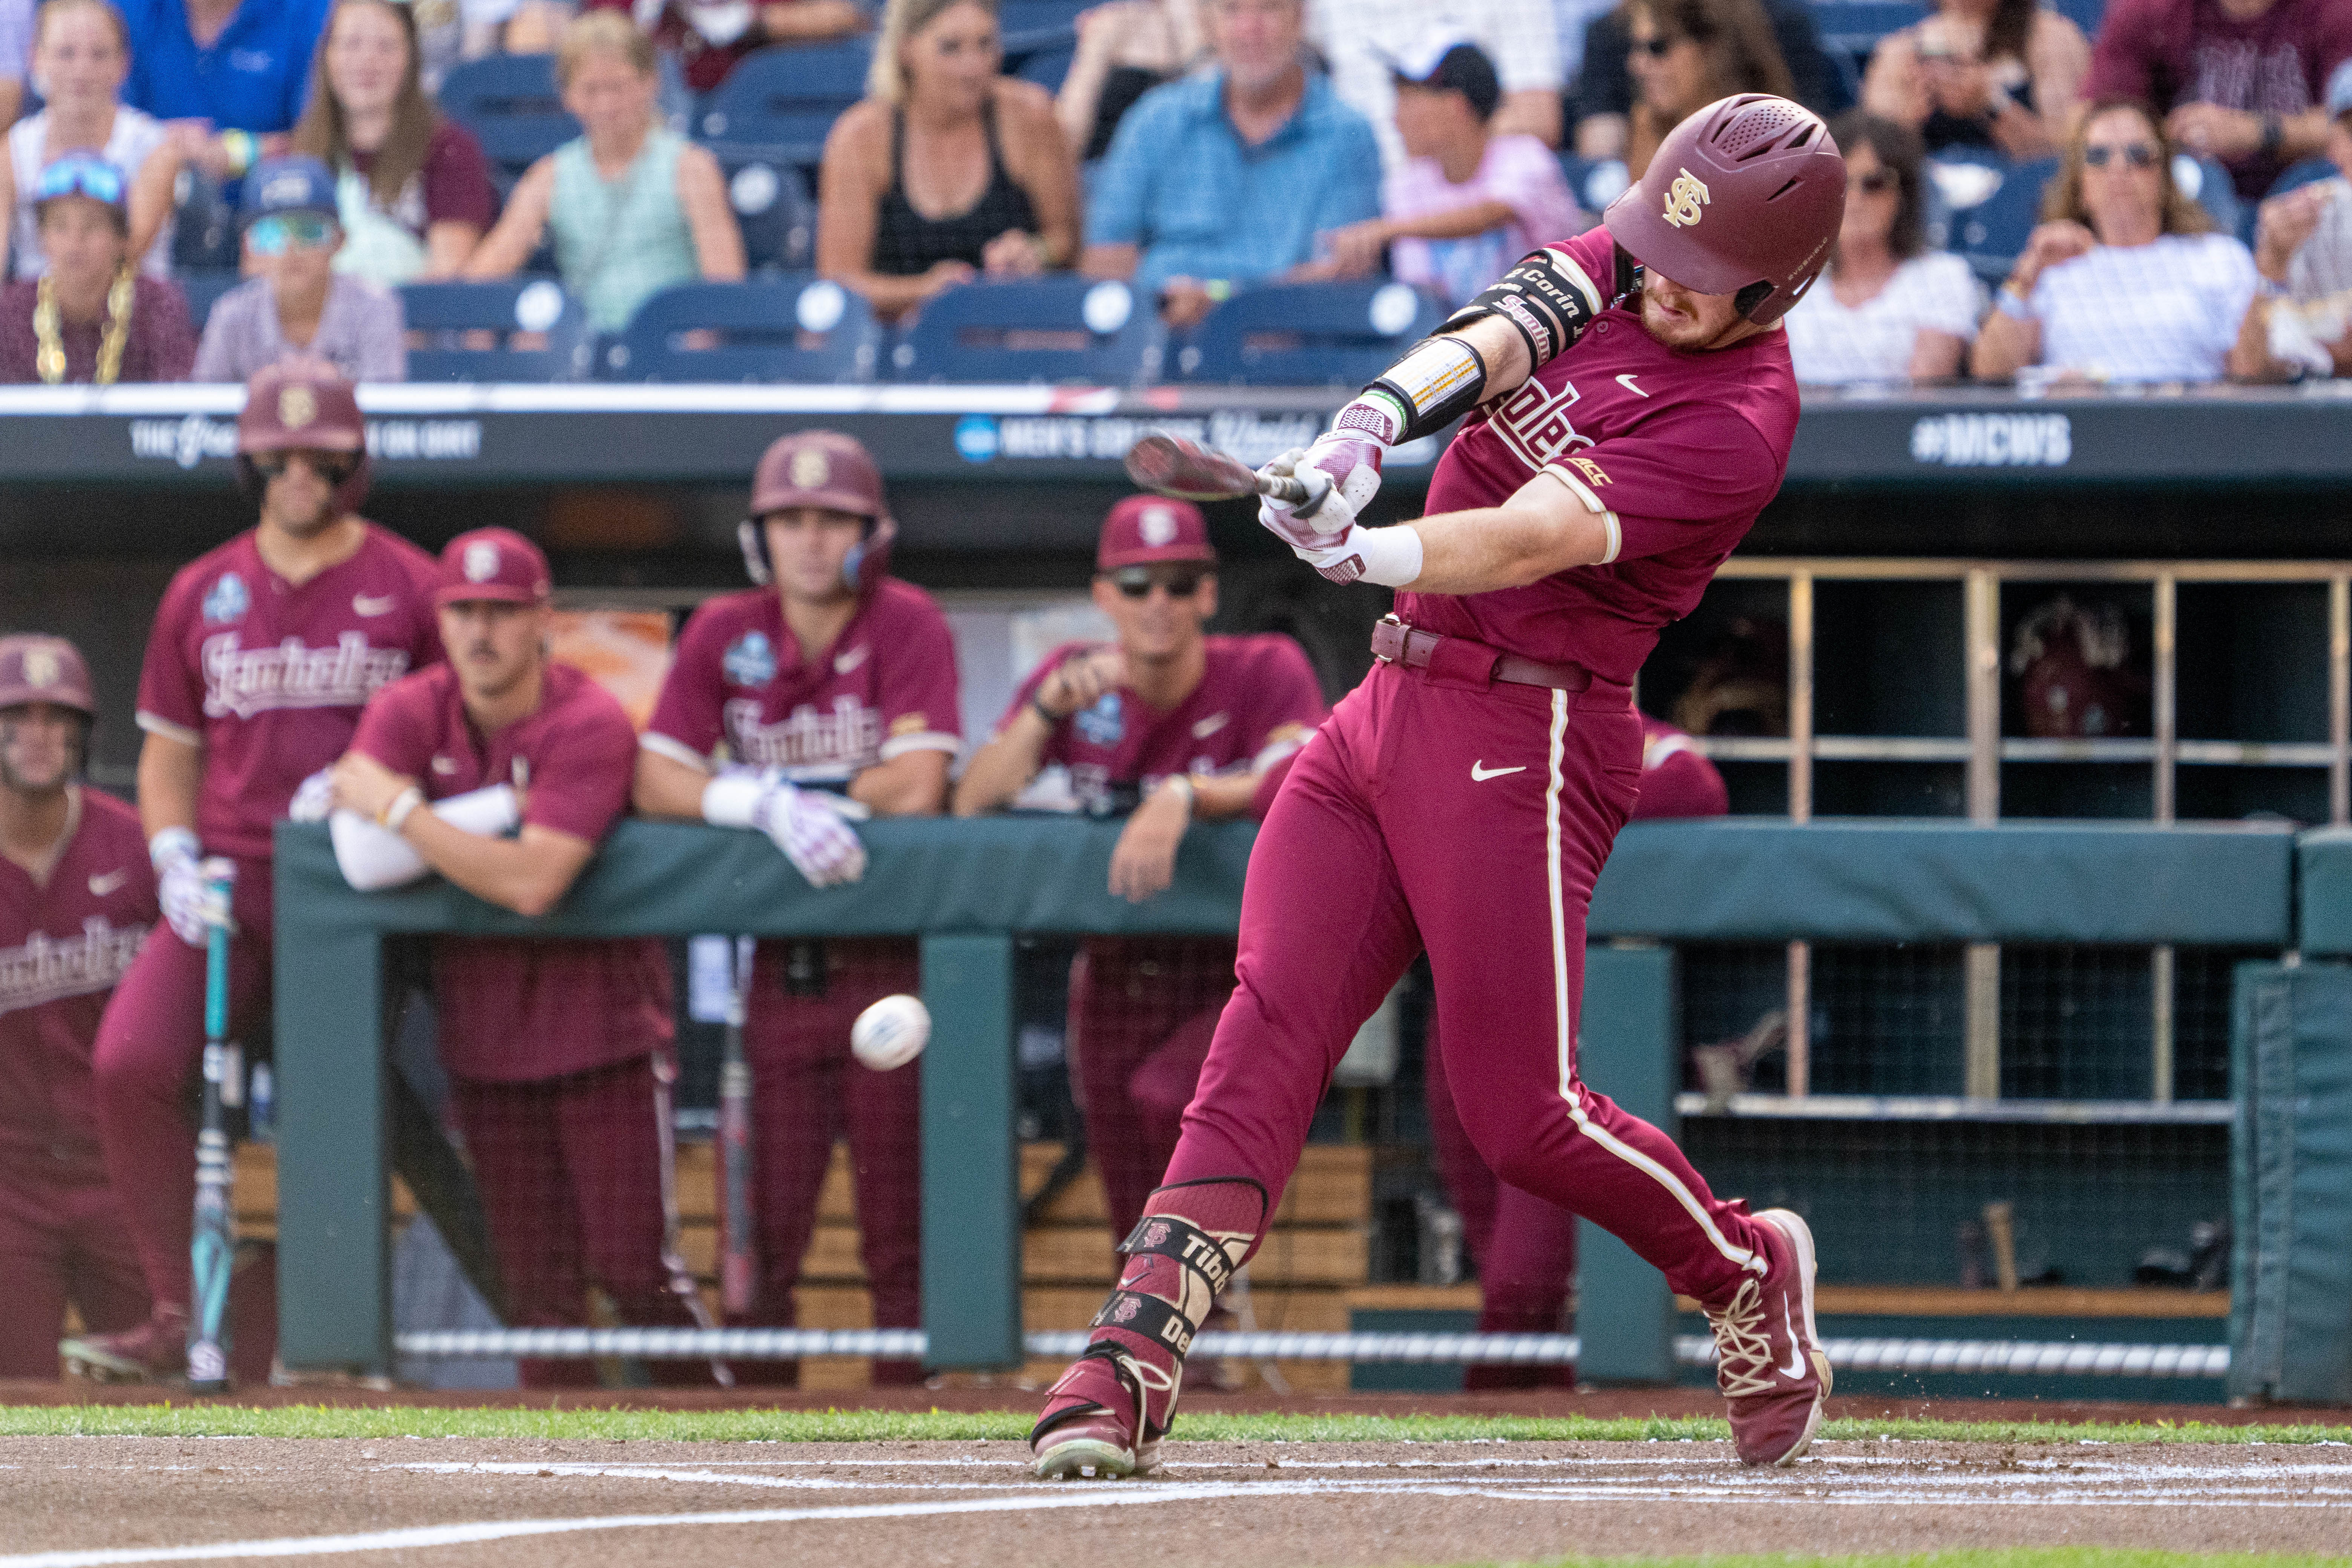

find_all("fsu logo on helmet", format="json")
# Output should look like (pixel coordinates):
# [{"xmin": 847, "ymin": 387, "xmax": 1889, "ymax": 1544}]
[
  {"xmin": 463, "ymin": 540, "xmax": 501, "ymax": 582},
  {"xmin": 1138, "ymin": 506, "xmax": 1178, "ymax": 547},
  {"xmin": 278, "ymin": 385, "xmax": 318, "ymax": 430},
  {"xmin": 1662, "ymin": 169, "xmax": 1711, "ymax": 229},
  {"xmin": 790, "ymin": 448, "xmax": 830, "ymax": 490},
  {"xmin": 22, "ymin": 645, "xmax": 60, "ymax": 688}
]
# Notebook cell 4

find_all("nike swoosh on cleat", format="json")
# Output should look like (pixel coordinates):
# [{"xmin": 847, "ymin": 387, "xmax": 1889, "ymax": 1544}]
[
  {"xmin": 1470, "ymin": 762, "xmax": 1526, "ymax": 782},
  {"xmin": 1777, "ymin": 1296, "xmax": 1807, "ymax": 1380}
]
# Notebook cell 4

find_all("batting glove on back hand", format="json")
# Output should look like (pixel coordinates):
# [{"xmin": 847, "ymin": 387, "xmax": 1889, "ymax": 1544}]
[
  {"xmin": 1256, "ymin": 437, "xmax": 1383, "ymax": 551},
  {"xmin": 287, "ymin": 767, "xmax": 335, "ymax": 824},
  {"xmin": 150, "ymin": 828, "xmax": 230, "ymax": 945},
  {"xmin": 704, "ymin": 768, "xmax": 870, "ymax": 887}
]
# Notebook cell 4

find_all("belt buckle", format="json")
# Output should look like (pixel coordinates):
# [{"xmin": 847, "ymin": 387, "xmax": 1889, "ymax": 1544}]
[{"xmin": 1373, "ymin": 613, "xmax": 1408, "ymax": 665}]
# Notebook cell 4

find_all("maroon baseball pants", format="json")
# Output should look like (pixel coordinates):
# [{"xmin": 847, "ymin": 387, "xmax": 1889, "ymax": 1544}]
[
  {"xmin": 0, "ymin": 1153, "xmax": 151, "ymax": 1377},
  {"xmin": 1169, "ymin": 662, "xmax": 1771, "ymax": 1310},
  {"xmin": 90, "ymin": 854, "xmax": 275, "ymax": 1316},
  {"xmin": 1069, "ymin": 937, "xmax": 1236, "ymax": 1245},
  {"xmin": 731, "ymin": 938, "xmax": 923, "ymax": 1386},
  {"xmin": 449, "ymin": 1055, "xmax": 706, "ymax": 1388}
]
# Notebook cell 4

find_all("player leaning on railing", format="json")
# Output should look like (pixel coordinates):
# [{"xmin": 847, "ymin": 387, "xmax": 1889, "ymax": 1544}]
[{"xmin": 1034, "ymin": 94, "xmax": 1850, "ymax": 1477}]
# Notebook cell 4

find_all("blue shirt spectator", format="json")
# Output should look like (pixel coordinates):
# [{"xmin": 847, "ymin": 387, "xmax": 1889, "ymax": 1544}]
[
  {"xmin": 119, "ymin": 0, "xmax": 334, "ymax": 133},
  {"xmin": 1082, "ymin": 0, "xmax": 1380, "ymax": 323}
]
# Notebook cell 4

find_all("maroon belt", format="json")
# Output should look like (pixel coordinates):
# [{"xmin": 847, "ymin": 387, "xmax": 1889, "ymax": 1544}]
[{"xmin": 1370, "ymin": 615, "xmax": 1594, "ymax": 692}]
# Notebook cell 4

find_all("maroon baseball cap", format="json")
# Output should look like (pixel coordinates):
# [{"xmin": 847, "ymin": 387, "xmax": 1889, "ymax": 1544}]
[
  {"xmin": 437, "ymin": 527, "xmax": 551, "ymax": 606},
  {"xmin": 1097, "ymin": 495, "xmax": 1214, "ymax": 572},
  {"xmin": 0, "ymin": 634, "xmax": 95, "ymax": 716}
]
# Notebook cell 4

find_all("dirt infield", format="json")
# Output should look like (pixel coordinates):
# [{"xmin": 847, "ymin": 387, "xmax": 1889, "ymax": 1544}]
[{"xmin": 1, "ymin": 1435, "xmax": 2347, "ymax": 1566}]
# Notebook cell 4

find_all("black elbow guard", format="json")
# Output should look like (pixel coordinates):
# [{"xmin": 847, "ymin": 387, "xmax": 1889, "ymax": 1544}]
[{"xmin": 1442, "ymin": 245, "xmax": 1609, "ymax": 371}]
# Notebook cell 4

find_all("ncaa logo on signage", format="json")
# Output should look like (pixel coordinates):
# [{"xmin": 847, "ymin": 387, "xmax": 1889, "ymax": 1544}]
[
  {"xmin": 1139, "ymin": 506, "xmax": 1178, "ymax": 547},
  {"xmin": 463, "ymin": 541, "xmax": 501, "ymax": 582},
  {"xmin": 1662, "ymin": 168, "xmax": 1710, "ymax": 229}
]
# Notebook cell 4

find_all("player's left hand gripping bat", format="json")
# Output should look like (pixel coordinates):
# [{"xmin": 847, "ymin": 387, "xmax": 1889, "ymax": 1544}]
[
  {"xmin": 187, "ymin": 857, "xmax": 240, "ymax": 1394},
  {"xmin": 1124, "ymin": 432, "xmax": 1333, "ymax": 513},
  {"xmin": 718, "ymin": 935, "xmax": 756, "ymax": 1319}
]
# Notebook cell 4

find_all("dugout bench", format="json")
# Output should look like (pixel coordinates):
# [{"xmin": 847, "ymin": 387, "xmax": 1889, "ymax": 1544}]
[{"xmin": 271, "ymin": 816, "xmax": 2296, "ymax": 1382}]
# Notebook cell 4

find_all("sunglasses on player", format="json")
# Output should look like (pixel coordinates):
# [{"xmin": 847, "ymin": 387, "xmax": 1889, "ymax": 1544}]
[
  {"xmin": 2082, "ymin": 142, "xmax": 2159, "ymax": 169},
  {"xmin": 247, "ymin": 213, "xmax": 339, "ymax": 255},
  {"xmin": 249, "ymin": 449, "xmax": 361, "ymax": 483},
  {"xmin": 1111, "ymin": 568, "xmax": 1206, "ymax": 599}
]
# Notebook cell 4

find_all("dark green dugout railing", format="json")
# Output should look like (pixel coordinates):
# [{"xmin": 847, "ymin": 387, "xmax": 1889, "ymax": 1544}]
[{"xmin": 272, "ymin": 816, "xmax": 2297, "ymax": 1380}]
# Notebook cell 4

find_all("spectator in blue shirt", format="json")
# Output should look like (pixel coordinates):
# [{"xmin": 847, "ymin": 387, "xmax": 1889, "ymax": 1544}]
[
  {"xmin": 1081, "ymin": 0, "xmax": 1381, "ymax": 326},
  {"xmin": 118, "ymin": 0, "xmax": 334, "ymax": 184}
]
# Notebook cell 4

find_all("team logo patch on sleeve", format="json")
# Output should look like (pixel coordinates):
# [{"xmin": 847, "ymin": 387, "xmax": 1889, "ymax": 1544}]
[
  {"xmin": 202, "ymin": 573, "xmax": 250, "ymax": 625},
  {"xmin": 1075, "ymin": 693, "xmax": 1125, "ymax": 746},
  {"xmin": 722, "ymin": 631, "xmax": 777, "ymax": 687}
]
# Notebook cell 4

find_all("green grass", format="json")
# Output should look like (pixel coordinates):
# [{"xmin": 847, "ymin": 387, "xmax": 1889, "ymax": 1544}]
[
  {"xmin": 1470, "ymin": 1557, "xmax": 2352, "ymax": 1568},
  {"xmin": 0, "ymin": 1407, "xmax": 2346, "ymax": 1445}
]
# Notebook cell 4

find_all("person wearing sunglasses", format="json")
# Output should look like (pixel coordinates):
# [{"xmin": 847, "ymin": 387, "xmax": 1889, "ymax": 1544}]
[
  {"xmin": 955, "ymin": 496, "xmax": 1324, "ymax": 1258},
  {"xmin": 1621, "ymin": 0, "xmax": 1793, "ymax": 179},
  {"xmin": 2, "ymin": 0, "xmax": 182, "ymax": 282},
  {"xmin": 192, "ymin": 152, "xmax": 405, "ymax": 383},
  {"xmin": 1972, "ymin": 96, "xmax": 2258, "ymax": 385},
  {"xmin": 0, "ymin": 153, "xmax": 194, "ymax": 383},
  {"xmin": 1782, "ymin": 111, "xmax": 1981, "ymax": 385}
]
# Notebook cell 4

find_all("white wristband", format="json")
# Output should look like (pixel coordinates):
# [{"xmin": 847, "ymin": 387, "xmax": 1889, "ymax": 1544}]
[
  {"xmin": 1352, "ymin": 526, "xmax": 1425, "ymax": 588},
  {"xmin": 382, "ymin": 786, "xmax": 424, "ymax": 833},
  {"xmin": 701, "ymin": 769, "xmax": 768, "ymax": 830},
  {"xmin": 149, "ymin": 826, "xmax": 199, "ymax": 872}
]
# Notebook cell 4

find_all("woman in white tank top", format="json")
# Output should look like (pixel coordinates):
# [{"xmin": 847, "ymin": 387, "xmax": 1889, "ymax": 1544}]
[{"xmin": 1, "ymin": 0, "xmax": 177, "ymax": 280}]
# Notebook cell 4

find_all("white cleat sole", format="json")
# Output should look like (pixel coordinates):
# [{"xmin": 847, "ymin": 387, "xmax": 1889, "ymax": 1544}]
[{"xmin": 1033, "ymin": 1436, "xmax": 1137, "ymax": 1481}]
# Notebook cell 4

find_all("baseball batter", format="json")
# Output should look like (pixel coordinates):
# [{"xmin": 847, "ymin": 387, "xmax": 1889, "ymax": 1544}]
[
  {"xmin": 1034, "ymin": 94, "xmax": 1847, "ymax": 1475},
  {"xmin": 635, "ymin": 431, "xmax": 960, "ymax": 1387},
  {"xmin": 329, "ymin": 529, "xmax": 706, "ymax": 1388},
  {"xmin": 76, "ymin": 362, "xmax": 441, "ymax": 1381},
  {"xmin": 0, "ymin": 636, "xmax": 156, "ymax": 1377},
  {"xmin": 954, "ymin": 498, "xmax": 1324, "ymax": 1249}
]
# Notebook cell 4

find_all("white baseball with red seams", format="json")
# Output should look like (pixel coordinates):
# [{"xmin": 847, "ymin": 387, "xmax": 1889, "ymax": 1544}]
[{"xmin": 851, "ymin": 994, "xmax": 930, "ymax": 1072}]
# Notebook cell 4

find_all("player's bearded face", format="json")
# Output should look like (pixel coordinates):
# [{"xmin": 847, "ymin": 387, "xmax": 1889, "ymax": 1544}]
[
  {"xmin": 0, "ymin": 703, "xmax": 79, "ymax": 796},
  {"xmin": 1637, "ymin": 270, "xmax": 1759, "ymax": 351},
  {"xmin": 258, "ymin": 451, "xmax": 349, "ymax": 535},
  {"xmin": 440, "ymin": 600, "xmax": 546, "ymax": 701},
  {"xmin": 762, "ymin": 509, "xmax": 867, "ymax": 605}
]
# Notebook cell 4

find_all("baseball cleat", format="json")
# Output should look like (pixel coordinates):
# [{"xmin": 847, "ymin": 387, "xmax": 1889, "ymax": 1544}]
[
  {"xmin": 1031, "ymin": 1412, "xmax": 1160, "ymax": 1481},
  {"xmin": 61, "ymin": 1306, "xmax": 192, "ymax": 1386},
  {"xmin": 1706, "ymin": 1208, "xmax": 1831, "ymax": 1467}
]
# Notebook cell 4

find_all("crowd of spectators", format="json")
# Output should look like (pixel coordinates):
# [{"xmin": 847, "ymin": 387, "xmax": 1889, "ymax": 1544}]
[{"xmin": 0, "ymin": 0, "xmax": 2343, "ymax": 387}]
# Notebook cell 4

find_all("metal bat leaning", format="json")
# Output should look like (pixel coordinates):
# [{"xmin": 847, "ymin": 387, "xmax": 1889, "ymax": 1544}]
[
  {"xmin": 719, "ymin": 934, "xmax": 756, "ymax": 1319},
  {"xmin": 188, "ymin": 857, "xmax": 240, "ymax": 1394},
  {"xmin": 1123, "ymin": 432, "xmax": 1330, "ymax": 510}
]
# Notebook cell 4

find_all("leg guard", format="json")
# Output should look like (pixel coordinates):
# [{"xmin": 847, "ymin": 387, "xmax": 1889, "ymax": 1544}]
[{"xmin": 1030, "ymin": 1177, "xmax": 1267, "ymax": 1478}]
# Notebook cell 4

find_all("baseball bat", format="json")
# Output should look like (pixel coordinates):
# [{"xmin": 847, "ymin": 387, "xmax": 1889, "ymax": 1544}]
[
  {"xmin": 651, "ymin": 1049, "xmax": 734, "ymax": 1386},
  {"xmin": 1124, "ymin": 432, "xmax": 1326, "ymax": 508},
  {"xmin": 718, "ymin": 935, "xmax": 756, "ymax": 1318},
  {"xmin": 188, "ymin": 857, "xmax": 240, "ymax": 1393}
]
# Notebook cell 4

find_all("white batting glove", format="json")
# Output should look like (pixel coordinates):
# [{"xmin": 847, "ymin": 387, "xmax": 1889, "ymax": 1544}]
[
  {"xmin": 704, "ymin": 768, "xmax": 870, "ymax": 888},
  {"xmin": 287, "ymin": 767, "xmax": 335, "ymax": 824},
  {"xmin": 1292, "ymin": 523, "xmax": 1425, "ymax": 588},
  {"xmin": 150, "ymin": 828, "xmax": 229, "ymax": 946},
  {"xmin": 1256, "ymin": 437, "xmax": 1383, "ymax": 551}
]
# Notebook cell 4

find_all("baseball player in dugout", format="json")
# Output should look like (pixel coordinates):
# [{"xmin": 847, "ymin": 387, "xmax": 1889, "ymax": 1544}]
[
  {"xmin": 325, "ymin": 529, "xmax": 713, "ymax": 1389},
  {"xmin": 0, "ymin": 637, "xmax": 158, "ymax": 1377},
  {"xmin": 1033, "ymin": 93, "xmax": 1846, "ymax": 1477},
  {"xmin": 953, "ymin": 498, "xmax": 1324, "ymax": 1271},
  {"xmin": 69, "ymin": 360, "xmax": 442, "ymax": 1383},
  {"xmin": 634, "ymin": 430, "xmax": 961, "ymax": 1387}
]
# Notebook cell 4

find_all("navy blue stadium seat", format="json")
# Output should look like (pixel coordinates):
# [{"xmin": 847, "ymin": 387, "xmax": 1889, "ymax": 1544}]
[
  {"xmin": 1811, "ymin": 0, "xmax": 1929, "ymax": 73},
  {"xmin": 176, "ymin": 270, "xmax": 244, "ymax": 334},
  {"xmin": 400, "ymin": 279, "xmax": 595, "ymax": 382},
  {"xmin": 599, "ymin": 276, "xmax": 882, "ymax": 382},
  {"xmin": 2268, "ymin": 156, "xmax": 2338, "ymax": 199},
  {"xmin": 999, "ymin": 0, "xmax": 1087, "ymax": 32},
  {"xmin": 170, "ymin": 172, "xmax": 239, "ymax": 273},
  {"xmin": 694, "ymin": 40, "xmax": 873, "ymax": 167},
  {"xmin": 439, "ymin": 54, "xmax": 579, "ymax": 184},
  {"xmin": 2048, "ymin": 0, "xmax": 2106, "ymax": 39},
  {"xmin": 1556, "ymin": 153, "xmax": 1630, "ymax": 217},
  {"xmin": 1013, "ymin": 42, "xmax": 1075, "ymax": 93},
  {"xmin": 1951, "ymin": 155, "xmax": 2058, "ymax": 284},
  {"xmin": 2174, "ymin": 154, "xmax": 2245, "ymax": 242},
  {"xmin": 706, "ymin": 147, "xmax": 817, "ymax": 272},
  {"xmin": 890, "ymin": 276, "xmax": 1163, "ymax": 384},
  {"xmin": 1178, "ymin": 281, "xmax": 1448, "ymax": 386}
]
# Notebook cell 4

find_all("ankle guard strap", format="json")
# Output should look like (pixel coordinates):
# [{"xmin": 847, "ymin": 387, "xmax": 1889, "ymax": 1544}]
[
  {"xmin": 1118, "ymin": 1212, "xmax": 1238, "ymax": 1297},
  {"xmin": 1091, "ymin": 1289, "xmax": 1198, "ymax": 1357}
]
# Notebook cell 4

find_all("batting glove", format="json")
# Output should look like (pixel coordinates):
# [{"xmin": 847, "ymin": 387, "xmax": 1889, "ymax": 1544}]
[
  {"xmin": 1292, "ymin": 523, "xmax": 1425, "ymax": 588},
  {"xmin": 1256, "ymin": 437, "xmax": 1383, "ymax": 551},
  {"xmin": 703, "ymin": 768, "xmax": 870, "ymax": 888},
  {"xmin": 150, "ymin": 828, "xmax": 230, "ymax": 945},
  {"xmin": 287, "ymin": 767, "xmax": 335, "ymax": 824}
]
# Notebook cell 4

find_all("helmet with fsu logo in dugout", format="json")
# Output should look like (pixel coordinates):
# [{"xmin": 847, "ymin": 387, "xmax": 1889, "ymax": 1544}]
[
  {"xmin": 738, "ymin": 429, "xmax": 897, "ymax": 598},
  {"xmin": 234, "ymin": 358, "xmax": 371, "ymax": 512}
]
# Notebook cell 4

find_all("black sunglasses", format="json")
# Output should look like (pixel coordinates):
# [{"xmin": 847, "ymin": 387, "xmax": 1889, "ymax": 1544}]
[
  {"xmin": 250, "ymin": 450, "xmax": 361, "ymax": 482},
  {"xmin": 1630, "ymin": 34, "xmax": 1679, "ymax": 57},
  {"xmin": 2083, "ymin": 142, "xmax": 2159, "ymax": 169},
  {"xmin": 1111, "ymin": 568, "xmax": 1206, "ymax": 599},
  {"xmin": 1850, "ymin": 169, "xmax": 1897, "ymax": 195}
]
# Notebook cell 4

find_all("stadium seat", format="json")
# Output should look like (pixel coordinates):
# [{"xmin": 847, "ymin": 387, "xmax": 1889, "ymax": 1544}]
[
  {"xmin": 440, "ymin": 54, "xmax": 579, "ymax": 185},
  {"xmin": 1951, "ymin": 155, "xmax": 2058, "ymax": 285},
  {"xmin": 2048, "ymin": 0, "xmax": 2106, "ymax": 37},
  {"xmin": 599, "ymin": 276, "xmax": 883, "ymax": 382},
  {"xmin": 1557, "ymin": 153, "xmax": 1630, "ymax": 216},
  {"xmin": 176, "ymin": 269, "xmax": 244, "ymax": 334},
  {"xmin": 706, "ymin": 147, "xmax": 817, "ymax": 273},
  {"xmin": 693, "ymin": 40, "xmax": 873, "ymax": 168},
  {"xmin": 400, "ymin": 279, "xmax": 595, "ymax": 382},
  {"xmin": 2173, "ymin": 154, "xmax": 2246, "ymax": 242},
  {"xmin": 999, "ymin": 0, "xmax": 1087, "ymax": 31},
  {"xmin": 1811, "ymin": 0, "xmax": 1930, "ymax": 74},
  {"xmin": 890, "ymin": 277, "xmax": 1164, "ymax": 385},
  {"xmin": 1013, "ymin": 42, "xmax": 1076, "ymax": 93},
  {"xmin": 1177, "ymin": 281, "xmax": 1448, "ymax": 386},
  {"xmin": 170, "ymin": 171, "xmax": 239, "ymax": 273},
  {"xmin": 2268, "ymin": 156, "xmax": 2338, "ymax": 200}
]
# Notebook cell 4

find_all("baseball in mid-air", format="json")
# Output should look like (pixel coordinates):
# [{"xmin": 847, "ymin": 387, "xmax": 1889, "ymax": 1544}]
[{"xmin": 852, "ymin": 993, "xmax": 931, "ymax": 1071}]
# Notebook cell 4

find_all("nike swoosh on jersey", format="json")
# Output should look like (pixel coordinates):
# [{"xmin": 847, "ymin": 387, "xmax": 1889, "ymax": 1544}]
[
  {"xmin": 834, "ymin": 645, "xmax": 871, "ymax": 674},
  {"xmin": 88, "ymin": 869, "xmax": 130, "ymax": 896},
  {"xmin": 1470, "ymin": 761, "xmax": 1526, "ymax": 781},
  {"xmin": 1776, "ymin": 1296, "xmax": 1807, "ymax": 1380},
  {"xmin": 1616, "ymin": 374, "xmax": 1649, "ymax": 397},
  {"xmin": 432, "ymin": 757, "xmax": 458, "ymax": 775},
  {"xmin": 352, "ymin": 594, "xmax": 398, "ymax": 616},
  {"xmin": 1192, "ymin": 712, "xmax": 1230, "ymax": 739}
]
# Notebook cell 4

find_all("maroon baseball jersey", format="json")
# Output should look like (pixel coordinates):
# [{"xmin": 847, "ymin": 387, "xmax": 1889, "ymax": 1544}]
[
  {"xmin": 136, "ymin": 526, "xmax": 443, "ymax": 858},
  {"xmin": 1404, "ymin": 224, "xmax": 1801, "ymax": 685},
  {"xmin": 351, "ymin": 661, "xmax": 672, "ymax": 1084},
  {"xmin": 1002, "ymin": 635, "xmax": 1325, "ymax": 814},
  {"xmin": 0, "ymin": 788, "xmax": 156, "ymax": 1174},
  {"xmin": 643, "ymin": 580, "xmax": 961, "ymax": 787}
]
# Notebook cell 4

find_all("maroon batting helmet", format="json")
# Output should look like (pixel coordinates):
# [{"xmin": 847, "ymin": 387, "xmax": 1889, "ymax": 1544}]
[
  {"xmin": 738, "ymin": 430, "xmax": 896, "ymax": 597},
  {"xmin": 0, "ymin": 634, "xmax": 96, "ymax": 717},
  {"xmin": 1604, "ymin": 95, "xmax": 1845, "ymax": 326},
  {"xmin": 236, "ymin": 358, "xmax": 371, "ymax": 510}
]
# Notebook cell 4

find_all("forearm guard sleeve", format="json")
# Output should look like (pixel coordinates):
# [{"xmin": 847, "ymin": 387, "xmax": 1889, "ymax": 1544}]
[{"xmin": 1338, "ymin": 334, "xmax": 1489, "ymax": 446}]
